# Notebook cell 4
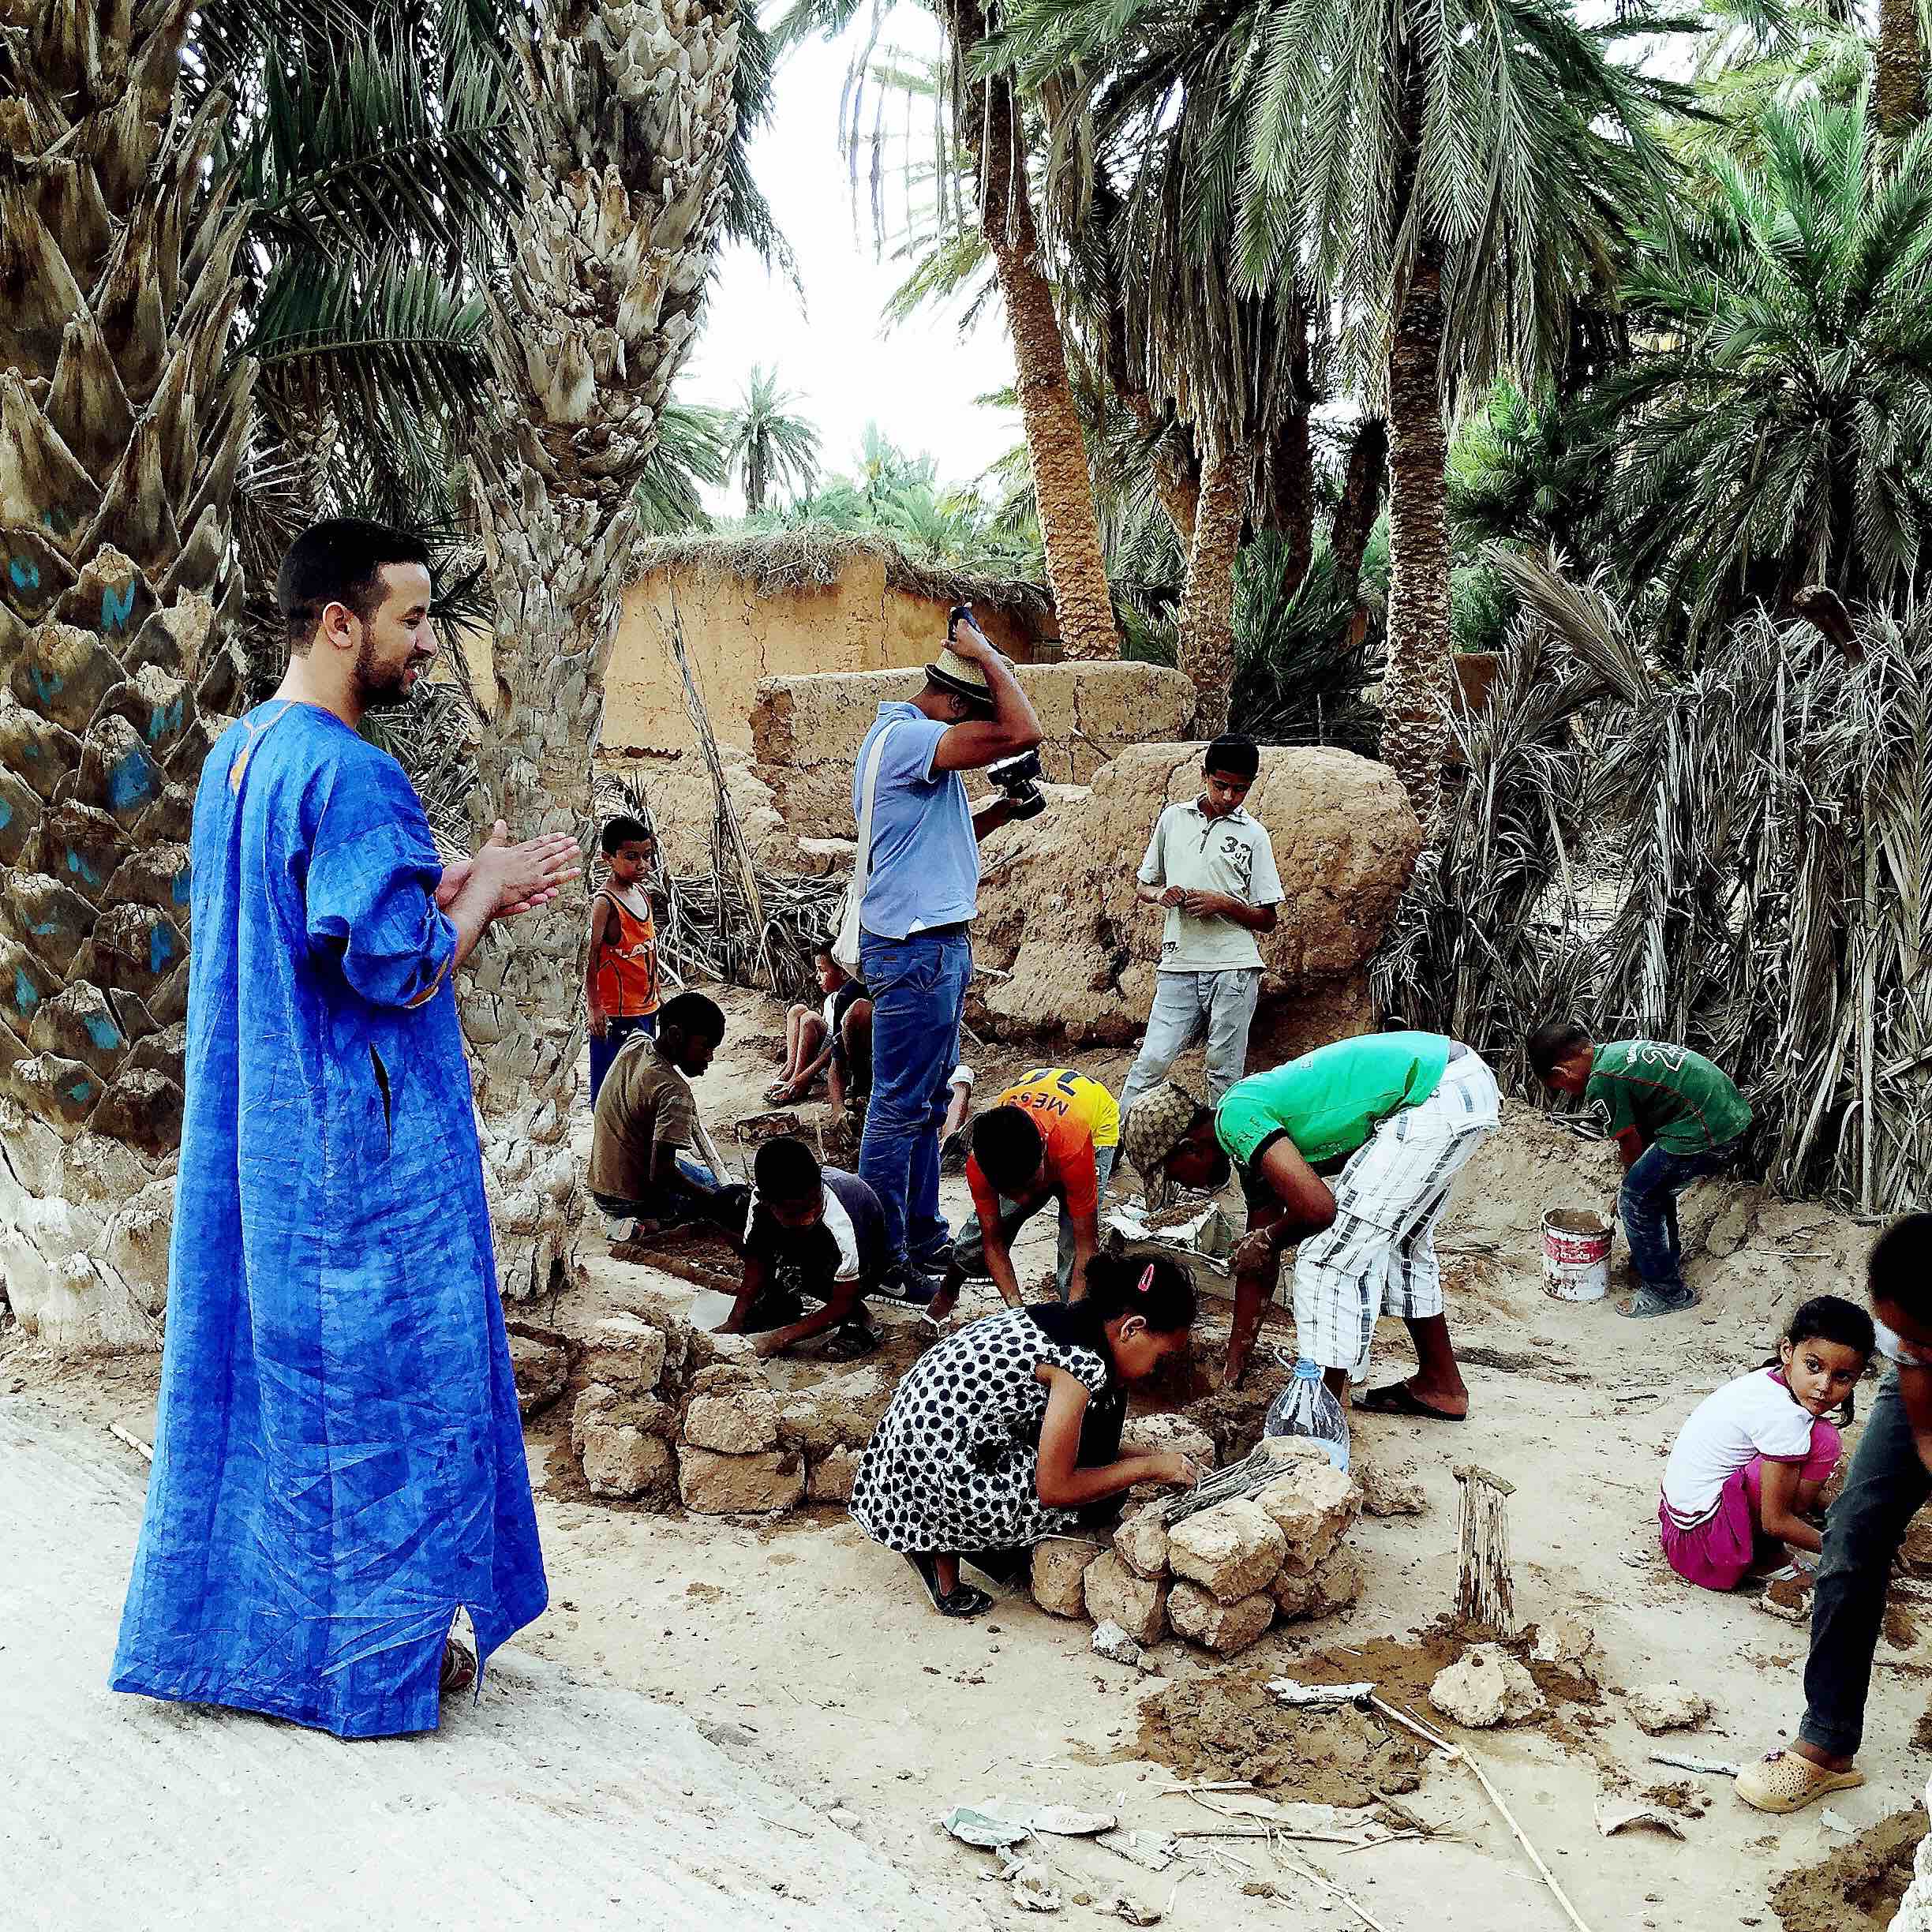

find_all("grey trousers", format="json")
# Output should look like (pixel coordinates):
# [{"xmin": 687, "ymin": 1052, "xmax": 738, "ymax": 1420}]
[{"xmin": 1117, "ymin": 968, "xmax": 1262, "ymax": 1123}]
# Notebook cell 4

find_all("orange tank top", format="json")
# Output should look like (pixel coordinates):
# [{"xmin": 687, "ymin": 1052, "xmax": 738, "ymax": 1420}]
[{"xmin": 592, "ymin": 888, "xmax": 660, "ymax": 1017}]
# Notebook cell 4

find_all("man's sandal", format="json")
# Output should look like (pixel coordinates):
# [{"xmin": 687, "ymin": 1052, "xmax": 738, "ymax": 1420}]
[
  {"xmin": 1734, "ymin": 1750, "xmax": 1864, "ymax": 1814},
  {"xmin": 439, "ymin": 1638, "xmax": 477, "ymax": 1700},
  {"xmin": 1356, "ymin": 1381, "xmax": 1467, "ymax": 1423},
  {"xmin": 905, "ymin": 1552, "xmax": 992, "ymax": 1619}
]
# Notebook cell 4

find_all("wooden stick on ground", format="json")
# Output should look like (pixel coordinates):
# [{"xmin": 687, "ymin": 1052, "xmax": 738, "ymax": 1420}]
[{"xmin": 1453, "ymin": 1464, "xmax": 1517, "ymax": 1636}]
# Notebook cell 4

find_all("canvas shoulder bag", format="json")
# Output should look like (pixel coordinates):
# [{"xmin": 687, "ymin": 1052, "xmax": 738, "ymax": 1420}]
[{"xmin": 832, "ymin": 719, "xmax": 900, "ymax": 974}]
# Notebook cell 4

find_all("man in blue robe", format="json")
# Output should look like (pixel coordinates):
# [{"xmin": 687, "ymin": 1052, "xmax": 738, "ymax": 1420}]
[{"xmin": 111, "ymin": 520, "xmax": 580, "ymax": 1738}]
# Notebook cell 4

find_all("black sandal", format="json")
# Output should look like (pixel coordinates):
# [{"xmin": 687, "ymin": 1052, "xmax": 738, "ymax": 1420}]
[
  {"xmin": 906, "ymin": 1552, "xmax": 993, "ymax": 1618},
  {"xmin": 1356, "ymin": 1380, "xmax": 1467, "ymax": 1423},
  {"xmin": 824, "ymin": 1319, "xmax": 882, "ymax": 1361}
]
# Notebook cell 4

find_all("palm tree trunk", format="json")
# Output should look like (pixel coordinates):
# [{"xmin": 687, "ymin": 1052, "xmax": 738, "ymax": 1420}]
[
  {"xmin": 1263, "ymin": 410, "xmax": 1315, "ymax": 603},
  {"xmin": 953, "ymin": 1, "xmax": 1118, "ymax": 660},
  {"xmin": 0, "ymin": 14, "xmax": 254, "ymax": 1348},
  {"xmin": 1877, "ymin": 0, "xmax": 1925, "ymax": 135},
  {"xmin": 1332, "ymin": 414, "xmax": 1387, "ymax": 623},
  {"xmin": 462, "ymin": 0, "xmax": 743, "ymax": 1304},
  {"xmin": 1381, "ymin": 244, "xmax": 1451, "ymax": 829},
  {"xmin": 1177, "ymin": 436, "xmax": 1249, "ymax": 736}
]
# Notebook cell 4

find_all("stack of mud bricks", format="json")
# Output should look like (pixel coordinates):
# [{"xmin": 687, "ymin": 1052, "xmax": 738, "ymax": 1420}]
[
  {"xmin": 570, "ymin": 1312, "xmax": 883, "ymax": 1516},
  {"xmin": 1029, "ymin": 1421, "xmax": 1365, "ymax": 1658}
]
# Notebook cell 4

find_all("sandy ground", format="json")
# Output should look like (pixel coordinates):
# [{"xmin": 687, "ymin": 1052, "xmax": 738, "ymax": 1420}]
[{"xmin": 7, "ymin": 984, "xmax": 1930, "ymax": 1932}]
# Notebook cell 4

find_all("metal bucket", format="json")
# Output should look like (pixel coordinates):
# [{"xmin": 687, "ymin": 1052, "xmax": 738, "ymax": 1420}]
[{"xmin": 1541, "ymin": 1208, "xmax": 1612, "ymax": 1302}]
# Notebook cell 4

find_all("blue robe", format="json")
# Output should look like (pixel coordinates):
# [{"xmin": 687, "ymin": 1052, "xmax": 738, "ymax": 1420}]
[{"xmin": 112, "ymin": 699, "xmax": 546, "ymax": 1738}]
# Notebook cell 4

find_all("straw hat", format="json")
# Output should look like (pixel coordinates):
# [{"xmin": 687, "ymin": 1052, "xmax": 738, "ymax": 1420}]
[{"xmin": 925, "ymin": 645, "xmax": 995, "ymax": 707}]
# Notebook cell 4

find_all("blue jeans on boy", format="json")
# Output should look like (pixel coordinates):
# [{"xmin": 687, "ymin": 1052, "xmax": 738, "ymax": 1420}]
[
  {"xmin": 858, "ymin": 928, "xmax": 972, "ymax": 1271},
  {"xmin": 593, "ymin": 1152, "xmax": 731, "ymax": 1230},
  {"xmin": 1116, "ymin": 968, "xmax": 1263, "ymax": 1125},
  {"xmin": 1800, "ymin": 1368, "xmax": 1930, "ymax": 1760},
  {"xmin": 1620, "ymin": 1133, "xmax": 1746, "ymax": 1298},
  {"xmin": 588, "ymin": 1013, "xmax": 657, "ymax": 1104}
]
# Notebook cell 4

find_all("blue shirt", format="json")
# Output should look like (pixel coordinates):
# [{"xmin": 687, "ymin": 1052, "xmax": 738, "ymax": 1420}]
[{"xmin": 853, "ymin": 701, "xmax": 979, "ymax": 939}]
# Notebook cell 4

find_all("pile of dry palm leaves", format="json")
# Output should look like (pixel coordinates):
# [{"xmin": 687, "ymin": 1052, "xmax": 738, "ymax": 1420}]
[{"xmin": 1380, "ymin": 549, "xmax": 1932, "ymax": 1215}]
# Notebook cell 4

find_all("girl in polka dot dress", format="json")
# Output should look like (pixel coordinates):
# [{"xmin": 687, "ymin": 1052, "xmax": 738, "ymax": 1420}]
[{"xmin": 850, "ymin": 1254, "xmax": 1204, "ymax": 1616}]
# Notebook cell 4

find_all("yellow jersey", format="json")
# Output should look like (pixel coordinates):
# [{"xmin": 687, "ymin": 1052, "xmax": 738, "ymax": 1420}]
[{"xmin": 998, "ymin": 1068, "xmax": 1121, "ymax": 1151}]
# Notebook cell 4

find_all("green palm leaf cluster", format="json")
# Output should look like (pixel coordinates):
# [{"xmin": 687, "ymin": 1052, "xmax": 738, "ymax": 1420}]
[
  {"xmin": 1597, "ymin": 92, "xmax": 1932, "ymax": 644},
  {"xmin": 721, "ymin": 365, "xmax": 822, "ymax": 515}
]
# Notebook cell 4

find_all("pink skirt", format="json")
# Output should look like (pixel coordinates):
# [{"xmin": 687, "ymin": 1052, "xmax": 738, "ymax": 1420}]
[{"xmin": 1659, "ymin": 1424, "xmax": 1842, "ymax": 1593}]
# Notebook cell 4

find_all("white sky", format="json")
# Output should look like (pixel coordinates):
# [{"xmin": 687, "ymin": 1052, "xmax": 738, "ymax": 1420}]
[{"xmin": 683, "ymin": 15, "xmax": 1020, "ymax": 513}]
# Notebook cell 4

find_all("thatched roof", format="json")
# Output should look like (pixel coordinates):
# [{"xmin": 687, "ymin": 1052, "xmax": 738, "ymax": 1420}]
[{"xmin": 632, "ymin": 526, "xmax": 1054, "ymax": 618}]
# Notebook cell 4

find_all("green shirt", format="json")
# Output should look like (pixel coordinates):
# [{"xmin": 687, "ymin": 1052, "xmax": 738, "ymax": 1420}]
[
  {"xmin": 1215, "ymin": 1032, "xmax": 1453, "ymax": 1169},
  {"xmin": 1586, "ymin": 1040, "xmax": 1751, "ymax": 1155}
]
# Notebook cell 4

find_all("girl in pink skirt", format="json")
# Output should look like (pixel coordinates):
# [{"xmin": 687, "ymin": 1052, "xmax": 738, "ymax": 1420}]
[{"xmin": 1660, "ymin": 1297, "xmax": 1874, "ymax": 1591}]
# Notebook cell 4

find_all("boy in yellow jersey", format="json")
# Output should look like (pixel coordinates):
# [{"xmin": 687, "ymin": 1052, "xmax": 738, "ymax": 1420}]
[{"xmin": 930, "ymin": 1068, "xmax": 1120, "ymax": 1318}]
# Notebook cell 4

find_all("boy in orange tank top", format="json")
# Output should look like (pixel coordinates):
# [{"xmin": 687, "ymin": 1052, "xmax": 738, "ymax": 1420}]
[{"xmin": 585, "ymin": 814, "xmax": 661, "ymax": 1102}]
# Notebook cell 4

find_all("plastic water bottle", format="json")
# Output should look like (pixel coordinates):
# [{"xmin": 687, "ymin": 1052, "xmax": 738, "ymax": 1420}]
[{"xmin": 1264, "ymin": 1357, "xmax": 1351, "ymax": 1472}]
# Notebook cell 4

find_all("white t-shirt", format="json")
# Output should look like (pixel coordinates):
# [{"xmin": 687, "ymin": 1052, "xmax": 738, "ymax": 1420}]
[
  {"xmin": 1661, "ymin": 1368, "xmax": 1818, "ymax": 1526},
  {"xmin": 1137, "ymin": 800, "xmax": 1286, "ymax": 974},
  {"xmin": 1875, "ymin": 1319, "xmax": 1932, "ymax": 1366}
]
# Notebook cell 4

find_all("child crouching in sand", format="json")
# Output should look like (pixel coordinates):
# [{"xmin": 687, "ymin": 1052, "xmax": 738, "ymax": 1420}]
[{"xmin": 1660, "ymin": 1295, "xmax": 1874, "ymax": 1593}]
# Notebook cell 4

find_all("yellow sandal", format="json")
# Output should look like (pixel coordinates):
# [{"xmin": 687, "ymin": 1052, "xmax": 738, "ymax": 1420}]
[{"xmin": 1735, "ymin": 1749, "xmax": 1864, "ymax": 1814}]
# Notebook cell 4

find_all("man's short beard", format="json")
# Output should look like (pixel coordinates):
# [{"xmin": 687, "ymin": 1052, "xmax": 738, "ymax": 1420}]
[{"xmin": 352, "ymin": 635, "xmax": 414, "ymax": 710}]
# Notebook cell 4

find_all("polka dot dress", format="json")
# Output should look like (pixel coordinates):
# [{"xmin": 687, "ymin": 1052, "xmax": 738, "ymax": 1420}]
[{"xmin": 849, "ymin": 1307, "xmax": 1110, "ymax": 1555}]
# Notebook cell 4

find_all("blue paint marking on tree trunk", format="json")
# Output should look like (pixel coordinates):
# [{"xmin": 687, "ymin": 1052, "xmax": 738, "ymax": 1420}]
[
  {"xmin": 102, "ymin": 582, "xmax": 137, "ymax": 631},
  {"xmin": 66, "ymin": 849, "xmax": 102, "ymax": 885},
  {"xmin": 0, "ymin": 796, "xmax": 9, "ymax": 830},
  {"xmin": 148, "ymin": 924, "xmax": 175, "ymax": 975},
  {"xmin": 28, "ymin": 667, "xmax": 62, "ymax": 704},
  {"xmin": 148, "ymin": 698, "xmax": 182, "ymax": 742},
  {"xmin": 171, "ymin": 867, "xmax": 191, "ymax": 904},
  {"xmin": 9, "ymin": 558, "xmax": 39, "ymax": 591},
  {"xmin": 84, "ymin": 1012, "xmax": 122, "ymax": 1050},
  {"xmin": 107, "ymin": 749, "xmax": 156, "ymax": 812},
  {"xmin": 14, "ymin": 968, "xmax": 41, "ymax": 1013},
  {"xmin": 67, "ymin": 1079, "xmax": 93, "ymax": 1104}
]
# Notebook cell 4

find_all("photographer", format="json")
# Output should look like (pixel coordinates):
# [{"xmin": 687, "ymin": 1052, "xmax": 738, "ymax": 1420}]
[{"xmin": 854, "ymin": 610, "xmax": 1043, "ymax": 1298}]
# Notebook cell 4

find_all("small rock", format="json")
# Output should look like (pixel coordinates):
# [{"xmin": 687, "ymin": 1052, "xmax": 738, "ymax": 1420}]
[
  {"xmin": 1167, "ymin": 1499, "xmax": 1286, "ymax": 1603},
  {"xmin": 1428, "ymin": 1644, "xmax": 1545, "ymax": 1728},
  {"xmin": 1532, "ymin": 1611, "xmax": 1604, "ymax": 1681},
  {"xmin": 581, "ymin": 1424, "xmax": 674, "ymax": 1500},
  {"xmin": 1114, "ymin": 1500, "xmax": 1170, "ymax": 1580},
  {"xmin": 1627, "ymin": 1683, "xmax": 1713, "ymax": 1735},
  {"xmin": 827, "ymin": 1808, "xmax": 862, "ymax": 1830},
  {"xmin": 581, "ymin": 1314, "xmax": 668, "ymax": 1394},
  {"xmin": 806, "ymin": 1445, "xmax": 860, "ymax": 1503},
  {"xmin": 1092, "ymin": 1619, "xmax": 1144, "ymax": 1667},
  {"xmin": 1167, "ymin": 1580, "xmax": 1275, "ymax": 1655},
  {"xmin": 1032, "ymin": 1537, "xmax": 1106, "ymax": 1617},
  {"xmin": 507, "ymin": 1331, "xmax": 569, "ymax": 1417},
  {"xmin": 1357, "ymin": 1460, "xmax": 1427, "ymax": 1518},
  {"xmin": 684, "ymin": 1384, "xmax": 781, "ymax": 1455},
  {"xmin": 1119, "ymin": 1413, "xmax": 1216, "ymax": 1470},
  {"xmin": 1271, "ymin": 1546, "xmax": 1365, "ymax": 1622},
  {"xmin": 677, "ymin": 1445, "xmax": 805, "ymax": 1515},
  {"xmin": 695, "ymin": 1719, "xmax": 758, "ymax": 1747},
  {"xmin": 1252, "ymin": 1463, "xmax": 1359, "ymax": 1574},
  {"xmin": 1084, "ymin": 1553, "xmax": 1170, "ymax": 1646}
]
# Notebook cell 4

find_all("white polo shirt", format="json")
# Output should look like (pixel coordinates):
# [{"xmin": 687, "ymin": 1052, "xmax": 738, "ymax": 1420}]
[{"xmin": 1137, "ymin": 799, "xmax": 1285, "ymax": 974}]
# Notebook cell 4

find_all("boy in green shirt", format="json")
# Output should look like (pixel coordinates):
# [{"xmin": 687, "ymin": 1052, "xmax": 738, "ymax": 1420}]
[
  {"xmin": 1529, "ymin": 1020, "xmax": 1753, "ymax": 1320},
  {"xmin": 1120, "ymin": 1031, "xmax": 1500, "ymax": 1402}
]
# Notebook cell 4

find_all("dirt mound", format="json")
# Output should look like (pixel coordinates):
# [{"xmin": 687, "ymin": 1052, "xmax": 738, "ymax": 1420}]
[
  {"xmin": 1771, "ymin": 1810, "xmax": 1926, "ymax": 1932},
  {"xmin": 966, "ymin": 743, "xmax": 1420, "ymax": 1053}
]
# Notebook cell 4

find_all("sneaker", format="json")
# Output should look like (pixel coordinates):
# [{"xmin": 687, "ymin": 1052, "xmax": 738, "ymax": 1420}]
[
  {"xmin": 876, "ymin": 1261, "xmax": 943, "ymax": 1306},
  {"xmin": 603, "ymin": 1212, "xmax": 637, "ymax": 1242},
  {"xmin": 1617, "ymin": 1283, "xmax": 1698, "ymax": 1320}
]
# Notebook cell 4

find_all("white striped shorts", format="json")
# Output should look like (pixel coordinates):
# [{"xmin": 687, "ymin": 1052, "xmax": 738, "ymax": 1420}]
[{"xmin": 1288, "ymin": 1050, "xmax": 1500, "ymax": 1374}]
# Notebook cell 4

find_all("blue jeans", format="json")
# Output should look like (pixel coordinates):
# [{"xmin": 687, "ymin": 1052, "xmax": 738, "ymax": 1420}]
[
  {"xmin": 1620, "ymin": 1135, "xmax": 1745, "ymax": 1294},
  {"xmin": 951, "ymin": 1147, "xmax": 1117, "ymax": 1302},
  {"xmin": 1800, "ymin": 1368, "xmax": 1930, "ymax": 1759},
  {"xmin": 1116, "ymin": 968, "xmax": 1263, "ymax": 1125},
  {"xmin": 588, "ymin": 1013, "xmax": 657, "ymax": 1103},
  {"xmin": 858, "ymin": 929, "xmax": 971, "ymax": 1268}
]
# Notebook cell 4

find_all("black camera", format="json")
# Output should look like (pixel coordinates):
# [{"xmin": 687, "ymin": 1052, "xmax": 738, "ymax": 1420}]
[
  {"xmin": 947, "ymin": 602, "xmax": 975, "ymax": 642},
  {"xmin": 988, "ymin": 747, "xmax": 1047, "ymax": 821}
]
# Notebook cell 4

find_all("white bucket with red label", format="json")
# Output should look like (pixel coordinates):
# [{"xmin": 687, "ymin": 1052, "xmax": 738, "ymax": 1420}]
[{"xmin": 1541, "ymin": 1208, "xmax": 1612, "ymax": 1302}]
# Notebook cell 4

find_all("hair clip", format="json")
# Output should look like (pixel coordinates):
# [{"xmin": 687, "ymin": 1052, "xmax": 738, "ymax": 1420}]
[{"xmin": 1136, "ymin": 1264, "xmax": 1155, "ymax": 1295}]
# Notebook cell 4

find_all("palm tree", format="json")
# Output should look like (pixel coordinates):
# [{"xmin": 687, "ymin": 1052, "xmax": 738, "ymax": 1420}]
[
  {"xmin": 722, "ymin": 365, "xmax": 822, "ymax": 514},
  {"xmin": 459, "ymin": 0, "xmax": 751, "ymax": 1301},
  {"xmin": 1009, "ymin": 0, "xmax": 1681, "ymax": 819},
  {"xmin": 1592, "ymin": 93, "xmax": 1932, "ymax": 646},
  {"xmin": 1878, "ymin": 0, "xmax": 1925, "ymax": 133},
  {"xmin": 778, "ymin": 4, "xmax": 1121, "ymax": 658},
  {"xmin": 0, "ymin": 7, "xmax": 256, "ymax": 1343}
]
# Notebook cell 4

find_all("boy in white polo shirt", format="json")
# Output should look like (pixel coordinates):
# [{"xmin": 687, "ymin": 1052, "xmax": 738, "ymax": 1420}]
[{"xmin": 1117, "ymin": 735, "xmax": 1284, "ymax": 1124}]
